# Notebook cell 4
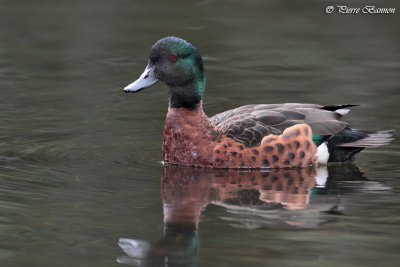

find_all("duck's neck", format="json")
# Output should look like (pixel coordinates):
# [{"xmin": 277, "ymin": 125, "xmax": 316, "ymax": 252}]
[
  {"xmin": 168, "ymin": 74, "xmax": 206, "ymax": 110},
  {"xmin": 165, "ymin": 102, "xmax": 213, "ymax": 131}
]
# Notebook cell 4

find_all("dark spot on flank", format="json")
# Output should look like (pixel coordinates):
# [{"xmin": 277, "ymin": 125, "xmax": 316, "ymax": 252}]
[
  {"xmin": 223, "ymin": 144, "xmax": 227, "ymax": 149},
  {"xmin": 252, "ymin": 149, "xmax": 259, "ymax": 155},
  {"xmin": 274, "ymin": 165, "xmax": 280, "ymax": 169},
  {"xmin": 262, "ymin": 159, "xmax": 270, "ymax": 166},
  {"xmin": 212, "ymin": 137, "xmax": 216, "ymax": 141},
  {"xmin": 275, "ymin": 143, "xmax": 284, "ymax": 154},
  {"xmin": 238, "ymin": 153, "xmax": 242, "ymax": 158},
  {"xmin": 272, "ymin": 175, "xmax": 278, "ymax": 182},
  {"xmin": 294, "ymin": 141, "xmax": 300, "ymax": 149},
  {"xmin": 299, "ymin": 151, "xmax": 305, "ymax": 158},
  {"xmin": 287, "ymin": 152, "xmax": 295, "ymax": 160},
  {"xmin": 283, "ymin": 160, "xmax": 291, "ymax": 165},
  {"xmin": 230, "ymin": 151, "xmax": 237, "ymax": 156},
  {"xmin": 240, "ymin": 161, "xmax": 245, "ymax": 166},
  {"xmin": 262, "ymin": 173, "xmax": 269, "ymax": 178},
  {"xmin": 215, "ymin": 158, "xmax": 220, "ymax": 162},
  {"xmin": 239, "ymin": 145, "xmax": 244, "ymax": 150},
  {"xmin": 251, "ymin": 156, "xmax": 256, "ymax": 162},
  {"xmin": 287, "ymin": 177, "xmax": 294, "ymax": 186},
  {"xmin": 263, "ymin": 146, "xmax": 273, "ymax": 153},
  {"xmin": 272, "ymin": 155, "xmax": 279, "ymax": 162},
  {"xmin": 226, "ymin": 143, "xmax": 232, "ymax": 147},
  {"xmin": 286, "ymin": 144, "xmax": 291, "ymax": 149},
  {"xmin": 215, "ymin": 150, "xmax": 220, "ymax": 154},
  {"xmin": 305, "ymin": 140, "xmax": 310, "ymax": 150},
  {"xmin": 293, "ymin": 187, "xmax": 298, "ymax": 194},
  {"xmin": 283, "ymin": 129, "xmax": 300, "ymax": 139}
]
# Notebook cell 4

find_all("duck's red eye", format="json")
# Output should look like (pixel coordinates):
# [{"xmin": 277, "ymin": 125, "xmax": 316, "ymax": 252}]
[{"xmin": 168, "ymin": 54, "xmax": 177, "ymax": 62}]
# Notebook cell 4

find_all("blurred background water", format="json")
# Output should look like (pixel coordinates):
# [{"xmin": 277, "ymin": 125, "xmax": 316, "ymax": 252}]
[{"xmin": 0, "ymin": 0, "xmax": 399, "ymax": 266}]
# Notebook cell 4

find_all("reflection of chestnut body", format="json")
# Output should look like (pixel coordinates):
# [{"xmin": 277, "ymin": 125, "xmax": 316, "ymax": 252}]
[
  {"xmin": 257, "ymin": 168, "xmax": 316, "ymax": 210},
  {"xmin": 119, "ymin": 164, "xmax": 382, "ymax": 266},
  {"xmin": 162, "ymin": 166, "xmax": 317, "ymax": 228}
]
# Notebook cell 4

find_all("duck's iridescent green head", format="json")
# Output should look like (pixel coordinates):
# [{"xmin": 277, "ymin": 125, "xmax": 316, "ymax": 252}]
[{"xmin": 124, "ymin": 37, "xmax": 206, "ymax": 109}]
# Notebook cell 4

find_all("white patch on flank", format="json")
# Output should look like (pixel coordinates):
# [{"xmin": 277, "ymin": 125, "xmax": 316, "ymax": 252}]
[
  {"xmin": 316, "ymin": 166, "xmax": 328, "ymax": 188},
  {"xmin": 335, "ymin": 109, "xmax": 350, "ymax": 116},
  {"xmin": 316, "ymin": 142, "xmax": 329, "ymax": 165}
]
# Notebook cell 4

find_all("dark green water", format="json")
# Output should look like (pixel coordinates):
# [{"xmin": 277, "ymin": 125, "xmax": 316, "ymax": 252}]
[{"xmin": 1, "ymin": 0, "xmax": 400, "ymax": 266}]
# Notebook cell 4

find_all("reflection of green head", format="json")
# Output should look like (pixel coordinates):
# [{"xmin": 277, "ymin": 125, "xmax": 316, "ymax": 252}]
[{"xmin": 149, "ymin": 37, "xmax": 206, "ymax": 109}]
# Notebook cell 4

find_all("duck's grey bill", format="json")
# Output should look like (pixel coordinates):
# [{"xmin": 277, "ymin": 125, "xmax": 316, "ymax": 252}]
[{"xmin": 124, "ymin": 65, "xmax": 158, "ymax": 93}]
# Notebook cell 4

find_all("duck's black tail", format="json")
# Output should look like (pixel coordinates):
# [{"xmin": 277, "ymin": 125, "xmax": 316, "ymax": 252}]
[{"xmin": 327, "ymin": 126, "xmax": 394, "ymax": 162}]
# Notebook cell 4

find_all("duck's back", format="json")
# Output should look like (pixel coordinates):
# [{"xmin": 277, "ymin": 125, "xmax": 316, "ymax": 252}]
[
  {"xmin": 209, "ymin": 103, "xmax": 392, "ymax": 166},
  {"xmin": 210, "ymin": 103, "xmax": 353, "ymax": 147}
]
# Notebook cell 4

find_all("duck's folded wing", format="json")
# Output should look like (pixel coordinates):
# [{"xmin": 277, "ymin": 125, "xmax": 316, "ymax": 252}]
[{"xmin": 210, "ymin": 103, "xmax": 354, "ymax": 147}]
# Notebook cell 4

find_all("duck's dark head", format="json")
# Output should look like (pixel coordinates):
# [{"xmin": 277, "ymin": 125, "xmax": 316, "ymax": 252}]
[{"xmin": 124, "ymin": 37, "xmax": 206, "ymax": 109}]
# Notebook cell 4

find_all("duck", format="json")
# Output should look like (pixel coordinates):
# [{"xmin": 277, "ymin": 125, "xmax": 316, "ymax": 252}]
[{"xmin": 123, "ymin": 36, "xmax": 393, "ymax": 169}]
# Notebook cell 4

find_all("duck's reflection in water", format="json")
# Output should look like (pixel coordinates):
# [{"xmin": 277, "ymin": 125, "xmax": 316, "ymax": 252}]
[
  {"xmin": 117, "ymin": 164, "xmax": 387, "ymax": 266},
  {"xmin": 163, "ymin": 166, "xmax": 319, "ymax": 225}
]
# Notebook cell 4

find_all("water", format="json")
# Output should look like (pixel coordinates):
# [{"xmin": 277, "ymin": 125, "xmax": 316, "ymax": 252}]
[{"xmin": 1, "ymin": 0, "xmax": 400, "ymax": 266}]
